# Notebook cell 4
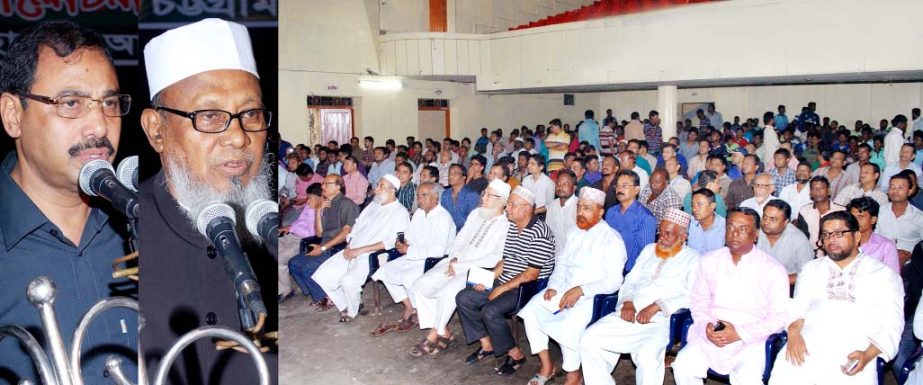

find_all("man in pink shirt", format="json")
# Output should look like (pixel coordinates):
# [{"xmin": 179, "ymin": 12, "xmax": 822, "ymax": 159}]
[
  {"xmin": 342, "ymin": 155, "xmax": 370, "ymax": 206},
  {"xmin": 672, "ymin": 207, "xmax": 790, "ymax": 385},
  {"xmin": 847, "ymin": 197, "xmax": 901, "ymax": 273}
]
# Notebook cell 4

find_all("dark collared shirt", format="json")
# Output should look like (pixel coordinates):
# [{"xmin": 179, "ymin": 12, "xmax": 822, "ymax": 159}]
[
  {"xmin": 320, "ymin": 193, "xmax": 360, "ymax": 245},
  {"xmin": 0, "ymin": 152, "xmax": 137, "ymax": 385}
]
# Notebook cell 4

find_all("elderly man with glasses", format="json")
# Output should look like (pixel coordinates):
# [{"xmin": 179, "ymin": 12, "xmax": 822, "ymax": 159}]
[{"xmin": 0, "ymin": 20, "xmax": 137, "ymax": 383}]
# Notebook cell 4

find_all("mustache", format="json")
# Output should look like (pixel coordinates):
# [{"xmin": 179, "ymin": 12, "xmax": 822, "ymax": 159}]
[
  {"xmin": 209, "ymin": 151, "xmax": 256, "ymax": 167},
  {"xmin": 68, "ymin": 137, "xmax": 114, "ymax": 157}
]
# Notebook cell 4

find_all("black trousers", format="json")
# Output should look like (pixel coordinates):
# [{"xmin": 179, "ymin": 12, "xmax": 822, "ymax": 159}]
[{"xmin": 455, "ymin": 284, "xmax": 520, "ymax": 356}]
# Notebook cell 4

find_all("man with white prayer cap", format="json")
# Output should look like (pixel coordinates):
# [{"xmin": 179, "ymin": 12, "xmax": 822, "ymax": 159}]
[
  {"xmin": 580, "ymin": 208, "xmax": 700, "ymax": 385},
  {"xmin": 410, "ymin": 179, "xmax": 511, "ymax": 356},
  {"xmin": 138, "ymin": 18, "xmax": 278, "ymax": 384},
  {"xmin": 518, "ymin": 186, "xmax": 628, "ymax": 385},
  {"xmin": 455, "ymin": 185, "xmax": 556, "ymax": 375},
  {"xmin": 313, "ymin": 173, "xmax": 410, "ymax": 321}
]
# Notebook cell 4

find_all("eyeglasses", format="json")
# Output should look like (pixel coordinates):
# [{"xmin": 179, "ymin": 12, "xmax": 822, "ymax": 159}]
[
  {"xmin": 20, "ymin": 93, "xmax": 131, "ymax": 118},
  {"xmin": 753, "ymin": 183, "xmax": 773, "ymax": 189},
  {"xmin": 481, "ymin": 192, "xmax": 502, "ymax": 199},
  {"xmin": 819, "ymin": 229, "xmax": 854, "ymax": 240},
  {"xmin": 155, "ymin": 106, "xmax": 271, "ymax": 133}
]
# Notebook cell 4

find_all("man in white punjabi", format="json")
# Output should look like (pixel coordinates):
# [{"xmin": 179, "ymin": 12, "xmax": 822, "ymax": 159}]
[
  {"xmin": 518, "ymin": 187, "xmax": 628, "ymax": 385},
  {"xmin": 545, "ymin": 169, "xmax": 578, "ymax": 256},
  {"xmin": 312, "ymin": 174, "xmax": 411, "ymax": 322},
  {"xmin": 769, "ymin": 211, "xmax": 904, "ymax": 385},
  {"xmin": 672, "ymin": 208, "xmax": 789, "ymax": 385},
  {"xmin": 456, "ymin": 186, "xmax": 556, "ymax": 375},
  {"xmin": 370, "ymin": 182, "xmax": 456, "ymax": 334},
  {"xmin": 410, "ymin": 179, "xmax": 511, "ymax": 356},
  {"xmin": 580, "ymin": 208, "xmax": 700, "ymax": 385}
]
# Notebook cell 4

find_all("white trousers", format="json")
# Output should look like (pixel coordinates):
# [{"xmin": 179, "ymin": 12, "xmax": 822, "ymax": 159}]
[
  {"xmin": 672, "ymin": 337, "xmax": 765, "ymax": 385},
  {"xmin": 371, "ymin": 257, "xmax": 426, "ymax": 306},
  {"xmin": 412, "ymin": 263, "xmax": 467, "ymax": 336},
  {"xmin": 312, "ymin": 252, "xmax": 370, "ymax": 317},
  {"xmin": 580, "ymin": 313, "xmax": 671, "ymax": 385},
  {"xmin": 277, "ymin": 234, "xmax": 301, "ymax": 295},
  {"xmin": 518, "ymin": 289, "xmax": 595, "ymax": 372},
  {"xmin": 767, "ymin": 344, "xmax": 878, "ymax": 385}
]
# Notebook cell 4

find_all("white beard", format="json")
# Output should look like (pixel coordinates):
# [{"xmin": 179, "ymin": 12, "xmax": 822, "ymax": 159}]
[
  {"xmin": 478, "ymin": 206, "xmax": 502, "ymax": 220},
  {"xmin": 163, "ymin": 153, "xmax": 273, "ymax": 240}
]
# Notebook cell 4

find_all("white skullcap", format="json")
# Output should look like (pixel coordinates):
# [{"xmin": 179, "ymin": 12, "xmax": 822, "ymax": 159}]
[
  {"xmin": 144, "ymin": 18, "xmax": 259, "ymax": 99},
  {"xmin": 487, "ymin": 179, "xmax": 511, "ymax": 199},
  {"xmin": 663, "ymin": 208, "xmax": 692, "ymax": 228},
  {"xmin": 511, "ymin": 186, "xmax": 535, "ymax": 204},
  {"xmin": 579, "ymin": 187, "xmax": 606, "ymax": 207},
  {"xmin": 381, "ymin": 174, "xmax": 400, "ymax": 189}
]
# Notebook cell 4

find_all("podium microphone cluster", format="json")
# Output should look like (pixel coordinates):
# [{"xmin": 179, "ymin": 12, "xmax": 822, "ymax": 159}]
[{"xmin": 79, "ymin": 159, "xmax": 139, "ymax": 219}]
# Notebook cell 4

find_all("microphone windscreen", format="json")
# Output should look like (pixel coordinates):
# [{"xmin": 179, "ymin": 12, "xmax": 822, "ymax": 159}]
[
  {"xmin": 78, "ymin": 159, "xmax": 114, "ymax": 197},
  {"xmin": 245, "ymin": 199, "xmax": 277, "ymax": 238},
  {"xmin": 116, "ymin": 155, "xmax": 139, "ymax": 192},
  {"xmin": 196, "ymin": 202, "xmax": 237, "ymax": 237}
]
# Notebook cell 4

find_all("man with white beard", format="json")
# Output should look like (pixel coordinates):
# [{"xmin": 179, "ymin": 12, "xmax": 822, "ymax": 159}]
[
  {"xmin": 312, "ymin": 174, "xmax": 411, "ymax": 322},
  {"xmin": 138, "ymin": 19, "xmax": 278, "ymax": 383},
  {"xmin": 410, "ymin": 179, "xmax": 511, "ymax": 356},
  {"xmin": 518, "ymin": 187, "xmax": 628, "ymax": 385}
]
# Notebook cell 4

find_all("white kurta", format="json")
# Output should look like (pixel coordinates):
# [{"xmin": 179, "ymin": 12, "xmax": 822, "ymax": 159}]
[
  {"xmin": 581, "ymin": 245, "xmax": 699, "ymax": 385},
  {"xmin": 769, "ymin": 254, "xmax": 904, "ymax": 385},
  {"xmin": 876, "ymin": 203, "xmax": 923, "ymax": 253},
  {"xmin": 518, "ymin": 221, "xmax": 627, "ymax": 372},
  {"xmin": 779, "ymin": 182, "xmax": 811, "ymax": 221},
  {"xmin": 312, "ymin": 200, "xmax": 410, "ymax": 317},
  {"xmin": 371, "ymin": 205, "xmax": 456, "ymax": 305},
  {"xmin": 545, "ymin": 195, "xmax": 577, "ymax": 256},
  {"xmin": 412, "ymin": 208, "xmax": 509, "ymax": 335}
]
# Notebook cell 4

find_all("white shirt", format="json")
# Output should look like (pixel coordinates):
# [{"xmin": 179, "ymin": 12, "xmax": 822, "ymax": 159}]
[
  {"xmin": 545, "ymin": 195, "xmax": 577, "ymax": 256},
  {"xmin": 884, "ymin": 127, "xmax": 905, "ymax": 166},
  {"xmin": 448, "ymin": 208, "xmax": 510, "ymax": 271},
  {"xmin": 632, "ymin": 166, "xmax": 649, "ymax": 189},
  {"xmin": 779, "ymin": 182, "xmax": 811, "ymax": 220},
  {"xmin": 876, "ymin": 203, "xmax": 923, "ymax": 252},
  {"xmin": 758, "ymin": 124, "xmax": 780, "ymax": 164},
  {"xmin": 617, "ymin": 245, "xmax": 699, "ymax": 316},
  {"xmin": 739, "ymin": 195, "xmax": 776, "ymax": 215},
  {"xmin": 347, "ymin": 200, "xmax": 411, "ymax": 256},
  {"xmin": 548, "ymin": 221, "xmax": 627, "ymax": 300},
  {"xmin": 522, "ymin": 173, "xmax": 556, "ymax": 209},
  {"xmin": 880, "ymin": 161, "xmax": 923, "ymax": 192},
  {"xmin": 403, "ymin": 205, "xmax": 457, "ymax": 261},
  {"xmin": 705, "ymin": 111, "xmax": 724, "ymax": 129},
  {"xmin": 669, "ymin": 175, "xmax": 692, "ymax": 202}
]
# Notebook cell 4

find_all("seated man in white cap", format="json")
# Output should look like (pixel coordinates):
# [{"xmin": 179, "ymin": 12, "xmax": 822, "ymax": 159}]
[
  {"xmin": 369, "ymin": 182, "xmax": 457, "ymax": 335},
  {"xmin": 139, "ymin": 18, "xmax": 277, "ymax": 384},
  {"xmin": 580, "ymin": 208, "xmax": 700, "ymax": 385},
  {"xmin": 410, "ymin": 179, "xmax": 511, "ymax": 356},
  {"xmin": 312, "ymin": 174, "xmax": 411, "ymax": 322},
  {"xmin": 518, "ymin": 187, "xmax": 628, "ymax": 385},
  {"xmin": 455, "ymin": 186, "xmax": 557, "ymax": 376}
]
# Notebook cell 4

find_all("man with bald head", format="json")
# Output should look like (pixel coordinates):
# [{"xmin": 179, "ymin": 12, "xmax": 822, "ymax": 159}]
[
  {"xmin": 639, "ymin": 168, "xmax": 682, "ymax": 222},
  {"xmin": 581, "ymin": 208, "xmax": 700, "ymax": 385},
  {"xmin": 138, "ymin": 19, "xmax": 277, "ymax": 383},
  {"xmin": 740, "ymin": 173, "xmax": 777, "ymax": 213},
  {"xmin": 519, "ymin": 187, "xmax": 628, "ymax": 385}
]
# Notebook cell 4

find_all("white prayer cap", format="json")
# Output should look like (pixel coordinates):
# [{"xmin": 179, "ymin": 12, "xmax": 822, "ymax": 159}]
[
  {"xmin": 381, "ymin": 174, "xmax": 400, "ymax": 189},
  {"xmin": 511, "ymin": 186, "xmax": 535, "ymax": 204},
  {"xmin": 144, "ymin": 18, "xmax": 259, "ymax": 99},
  {"xmin": 579, "ymin": 187, "xmax": 606, "ymax": 207},
  {"xmin": 663, "ymin": 208, "xmax": 692, "ymax": 229},
  {"xmin": 487, "ymin": 179, "xmax": 511, "ymax": 200}
]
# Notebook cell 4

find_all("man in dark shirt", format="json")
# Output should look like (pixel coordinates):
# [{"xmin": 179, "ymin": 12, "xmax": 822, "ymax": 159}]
[
  {"xmin": 138, "ymin": 19, "xmax": 278, "ymax": 384},
  {"xmin": 0, "ymin": 21, "xmax": 138, "ymax": 385}
]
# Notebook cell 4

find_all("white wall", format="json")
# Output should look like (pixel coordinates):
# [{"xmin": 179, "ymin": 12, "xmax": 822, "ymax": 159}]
[{"xmin": 280, "ymin": 0, "xmax": 380, "ymax": 75}]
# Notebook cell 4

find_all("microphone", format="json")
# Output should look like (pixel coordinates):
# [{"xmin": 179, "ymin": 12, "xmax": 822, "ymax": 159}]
[
  {"xmin": 245, "ymin": 199, "xmax": 278, "ymax": 244},
  {"xmin": 79, "ymin": 159, "xmax": 139, "ymax": 219},
  {"xmin": 115, "ymin": 155, "xmax": 138, "ymax": 192},
  {"xmin": 196, "ymin": 203, "xmax": 266, "ymax": 331}
]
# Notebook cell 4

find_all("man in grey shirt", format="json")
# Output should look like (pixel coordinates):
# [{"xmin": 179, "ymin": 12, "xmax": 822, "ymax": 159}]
[{"xmin": 757, "ymin": 199, "xmax": 814, "ymax": 286}]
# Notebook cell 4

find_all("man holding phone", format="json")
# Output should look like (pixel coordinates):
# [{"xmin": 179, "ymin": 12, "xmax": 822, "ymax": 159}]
[
  {"xmin": 672, "ymin": 208, "xmax": 790, "ymax": 385},
  {"xmin": 768, "ymin": 211, "xmax": 903, "ymax": 385}
]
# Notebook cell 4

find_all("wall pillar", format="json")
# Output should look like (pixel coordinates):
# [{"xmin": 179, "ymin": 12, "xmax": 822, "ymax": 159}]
[{"xmin": 657, "ymin": 84, "xmax": 678, "ymax": 141}]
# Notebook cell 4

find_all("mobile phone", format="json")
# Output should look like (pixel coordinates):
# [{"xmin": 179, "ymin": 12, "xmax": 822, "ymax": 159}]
[
  {"xmin": 844, "ymin": 358, "xmax": 860, "ymax": 372},
  {"xmin": 713, "ymin": 321, "xmax": 726, "ymax": 332},
  {"xmin": 397, "ymin": 232, "xmax": 405, "ymax": 244}
]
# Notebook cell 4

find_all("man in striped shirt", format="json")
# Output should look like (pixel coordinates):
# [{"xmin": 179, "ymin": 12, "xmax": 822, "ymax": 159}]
[{"xmin": 456, "ymin": 186, "xmax": 556, "ymax": 375}]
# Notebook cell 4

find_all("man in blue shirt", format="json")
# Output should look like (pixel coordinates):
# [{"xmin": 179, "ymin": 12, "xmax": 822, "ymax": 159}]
[
  {"xmin": 441, "ymin": 163, "xmax": 479, "ymax": 230},
  {"xmin": 687, "ymin": 188, "xmax": 727, "ymax": 255},
  {"xmin": 580, "ymin": 110, "xmax": 601, "ymax": 155},
  {"xmin": 774, "ymin": 104, "xmax": 789, "ymax": 131},
  {"xmin": 603, "ymin": 170, "xmax": 656, "ymax": 272},
  {"xmin": 0, "ymin": 21, "xmax": 137, "ymax": 384}
]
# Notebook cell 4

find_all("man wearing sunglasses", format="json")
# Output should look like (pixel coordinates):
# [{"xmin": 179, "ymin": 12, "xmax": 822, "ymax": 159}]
[
  {"xmin": 0, "ymin": 21, "xmax": 137, "ymax": 384},
  {"xmin": 138, "ymin": 19, "xmax": 277, "ymax": 384}
]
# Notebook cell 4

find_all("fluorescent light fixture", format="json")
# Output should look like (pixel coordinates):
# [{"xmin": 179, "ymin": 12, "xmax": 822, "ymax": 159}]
[{"xmin": 358, "ymin": 77, "xmax": 402, "ymax": 90}]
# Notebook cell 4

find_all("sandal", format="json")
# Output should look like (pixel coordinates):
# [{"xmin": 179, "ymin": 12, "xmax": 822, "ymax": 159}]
[
  {"xmin": 410, "ymin": 338, "xmax": 437, "ymax": 357},
  {"xmin": 315, "ymin": 298, "xmax": 335, "ymax": 312},
  {"xmin": 370, "ymin": 321, "xmax": 400, "ymax": 336},
  {"xmin": 526, "ymin": 368, "xmax": 557, "ymax": 385},
  {"xmin": 496, "ymin": 355, "xmax": 527, "ymax": 375},
  {"xmin": 338, "ymin": 310, "xmax": 356, "ymax": 323},
  {"xmin": 465, "ymin": 347, "xmax": 495, "ymax": 365},
  {"xmin": 429, "ymin": 334, "xmax": 456, "ymax": 355},
  {"xmin": 396, "ymin": 317, "xmax": 416, "ymax": 332}
]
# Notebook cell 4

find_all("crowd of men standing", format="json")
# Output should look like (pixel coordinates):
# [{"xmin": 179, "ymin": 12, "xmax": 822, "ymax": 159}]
[{"xmin": 279, "ymin": 103, "xmax": 923, "ymax": 385}]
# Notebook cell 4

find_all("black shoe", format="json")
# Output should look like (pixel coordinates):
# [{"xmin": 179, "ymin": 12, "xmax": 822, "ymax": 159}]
[
  {"xmin": 496, "ymin": 355, "xmax": 526, "ymax": 376},
  {"xmin": 278, "ymin": 292, "xmax": 295, "ymax": 303},
  {"xmin": 465, "ymin": 347, "xmax": 494, "ymax": 365}
]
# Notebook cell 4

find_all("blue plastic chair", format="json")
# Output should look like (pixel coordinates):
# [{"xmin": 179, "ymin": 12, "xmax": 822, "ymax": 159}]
[
  {"xmin": 424, "ymin": 255, "xmax": 448, "ymax": 272},
  {"xmin": 507, "ymin": 278, "xmax": 549, "ymax": 340},
  {"xmin": 589, "ymin": 291, "xmax": 620, "ymax": 326},
  {"xmin": 678, "ymin": 316, "xmax": 787, "ymax": 384}
]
